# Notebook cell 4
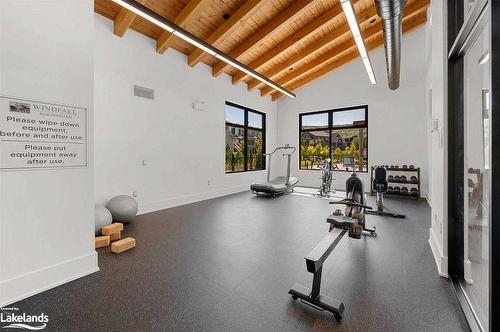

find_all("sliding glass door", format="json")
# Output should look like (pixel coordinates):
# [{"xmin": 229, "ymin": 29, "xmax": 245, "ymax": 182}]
[{"xmin": 463, "ymin": 15, "xmax": 490, "ymax": 330}]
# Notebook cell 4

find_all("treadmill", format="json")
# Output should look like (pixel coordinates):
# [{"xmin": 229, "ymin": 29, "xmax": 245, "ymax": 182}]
[{"xmin": 251, "ymin": 144, "xmax": 298, "ymax": 196}]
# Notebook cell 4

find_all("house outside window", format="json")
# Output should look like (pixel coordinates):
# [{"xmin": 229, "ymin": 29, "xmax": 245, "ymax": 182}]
[
  {"xmin": 299, "ymin": 105, "xmax": 368, "ymax": 172},
  {"xmin": 225, "ymin": 102, "xmax": 266, "ymax": 173}
]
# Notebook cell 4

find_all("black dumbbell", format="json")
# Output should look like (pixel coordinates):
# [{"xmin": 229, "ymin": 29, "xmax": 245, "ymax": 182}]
[
  {"xmin": 388, "ymin": 175, "xmax": 394, "ymax": 181},
  {"xmin": 395, "ymin": 175, "xmax": 401, "ymax": 182},
  {"xmin": 401, "ymin": 175, "xmax": 407, "ymax": 183},
  {"xmin": 409, "ymin": 165, "xmax": 415, "ymax": 170},
  {"xmin": 401, "ymin": 187, "xmax": 409, "ymax": 195},
  {"xmin": 387, "ymin": 186, "xmax": 393, "ymax": 194},
  {"xmin": 410, "ymin": 188, "xmax": 419, "ymax": 197},
  {"xmin": 393, "ymin": 186, "xmax": 401, "ymax": 194},
  {"xmin": 402, "ymin": 165, "xmax": 408, "ymax": 170},
  {"xmin": 389, "ymin": 165, "xmax": 394, "ymax": 170},
  {"xmin": 410, "ymin": 176, "xmax": 418, "ymax": 184}
]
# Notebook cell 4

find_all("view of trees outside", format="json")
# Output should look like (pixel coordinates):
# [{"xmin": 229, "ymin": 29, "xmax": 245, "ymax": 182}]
[
  {"xmin": 225, "ymin": 129, "xmax": 263, "ymax": 172},
  {"xmin": 247, "ymin": 129, "xmax": 263, "ymax": 171},
  {"xmin": 299, "ymin": 107, "xmax": 367, "ymax": 172},
  {"xmin": 300, "ymin": 130, "xmax": 329, "ymax": 169},
  {"xmin": 225, "ymin": 102, "xmax": 265, "ymax": 173},
  {"xmin": 300, "ymin": 127, "xmax": 367, "ymax": 172}
]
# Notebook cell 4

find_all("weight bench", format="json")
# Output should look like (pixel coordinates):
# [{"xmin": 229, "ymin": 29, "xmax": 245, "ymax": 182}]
[{"xmin": 288, "ymin": 221, "xmax": 353, "ymax": 321}]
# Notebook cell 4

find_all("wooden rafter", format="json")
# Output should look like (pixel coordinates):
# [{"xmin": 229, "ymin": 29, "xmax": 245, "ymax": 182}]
[
  {"xmin": 156, "ymin": 0, "xmax": 206, "ymax": 54},
  {"xmin": 246, "ymin": 4, "xmax": 379, "ymax": 92},
  {"xmin": 231, "ymin": 1, "xmax": 356, "ymax": 86},
  {"xmin": 261, "ymin": 0, "xmax": 429, "ymax": 97},
  {"xmin": 94, "ymin": 0, "xmax": 430, "ymax": 102},
  {"xmin": 210, "ymin": 0, "xmax": 316, "ymax": 77},
  {"xmin": 113, "ymin": 0, "xmax": 148, "ymax": 37},
  {"xmin": 187, "ymin": 0, "xmax": 265, "ymax": 67},
  {"xmin": 271, "ymin": 13, "xmax": 428, "ymax": 101}
]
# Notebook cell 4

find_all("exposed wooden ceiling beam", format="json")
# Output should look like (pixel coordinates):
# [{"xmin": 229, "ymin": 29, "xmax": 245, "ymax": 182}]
[
  {"xmin": 187, "ymin": 0, "xmax": 265, "ymax": 67},
  {"xmin": 246, "ymin": 4, "xmax": 379, "ymax": 92},
  {"xmin": 231, "ymin": 0, "xmax": 357, "ymax": 86},
  {"xmin": 156, "ymin": 0, "xmax": 206, "ymax": 54},
  {"xmin": 260, "ymin": 23, "xmax": 382, "ymax": 96},
  {"xmin": 271, "ymin": 13, "xmax": 428, "ymax": 101},
  {"xmin": 113, "ymin": 0, "xmax": 148, "ymax": 37},
  {"xmin": 211, "ymin": 0, "xmax": 316, "ymax": 77},
  {"xmin": 261, "ymin": 0, "xmax": 429, "ymax": 97}
]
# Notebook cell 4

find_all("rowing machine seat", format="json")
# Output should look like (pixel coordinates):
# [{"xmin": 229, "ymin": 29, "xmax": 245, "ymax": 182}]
[{"xmin": 326, "ymin": 215, "xmax": 357, "ymax": 230}]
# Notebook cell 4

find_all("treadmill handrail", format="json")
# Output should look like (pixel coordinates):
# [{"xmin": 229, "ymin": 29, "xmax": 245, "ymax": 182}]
[
  {"xmin": 264, "ymin": 145, "xmax": 296, "ymax": 156},
  {"xmin": 264, "ymin": 145, "xmax": 296, "ymax": 182}
]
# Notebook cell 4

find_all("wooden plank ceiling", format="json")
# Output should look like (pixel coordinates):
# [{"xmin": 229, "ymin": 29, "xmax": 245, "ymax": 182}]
[{"xmin": 95, "ymin": 0, "xmax": 430, "ymax": 101}]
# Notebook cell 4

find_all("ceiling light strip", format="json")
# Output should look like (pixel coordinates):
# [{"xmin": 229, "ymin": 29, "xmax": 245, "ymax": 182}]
[
  {"xmin": 111, "ymin": 0, "xmax": 296, "ymax": 98},
  {"xmin": 341, "ymin": 0, "xmax": 376, "ymax": 84}
]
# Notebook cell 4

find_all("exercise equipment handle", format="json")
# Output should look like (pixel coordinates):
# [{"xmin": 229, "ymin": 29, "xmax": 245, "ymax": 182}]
[
  {"xmin": 329, "ymin": 201, "xmax": 373, "ymax": 210},
  {"xmin": 282, "ymin": 146, "xmax": 296, "ymax": 156},
  {"xmin": 264, "ymin": 144, "xmax": 296, "ymax": 156}
]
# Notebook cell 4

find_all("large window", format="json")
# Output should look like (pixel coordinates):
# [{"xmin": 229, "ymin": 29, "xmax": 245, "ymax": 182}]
[
  {"xmin": 225, "ymin": 102, "xmax": 266, "ymax": 173},
  {"xmin": 299, "ymin": 106, "xmax": 368, "ymax": 172}
]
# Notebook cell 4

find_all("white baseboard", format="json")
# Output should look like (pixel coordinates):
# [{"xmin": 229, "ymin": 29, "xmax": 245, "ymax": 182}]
[
  {"xmin": 0, "ymin": 252, "xmax": 98, "ymax": 307},
  {"xmin": 464, "ymin": 259, "xmax": 473, "ymax": 284},
  {"xmin": 425, "ymin": 193, "xmax": 432, "ymax": 207},
  {"xmin": 428, "ymin": 227, "xmax": 449, "ymax": 278},
  {"xmin": 138, "ymin": 184, "xmax": 249, "ymax": 215}
]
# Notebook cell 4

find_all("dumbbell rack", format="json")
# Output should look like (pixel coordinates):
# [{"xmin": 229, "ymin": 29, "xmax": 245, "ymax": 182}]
[{"xmin": 370, "ymin": 166, "xmax": 420, "ymax": 200}]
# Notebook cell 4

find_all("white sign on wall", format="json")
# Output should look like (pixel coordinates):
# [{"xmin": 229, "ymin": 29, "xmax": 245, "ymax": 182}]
[{"xmin": 0, "ymin": 96, "xmax": 87, "ymax": 170}]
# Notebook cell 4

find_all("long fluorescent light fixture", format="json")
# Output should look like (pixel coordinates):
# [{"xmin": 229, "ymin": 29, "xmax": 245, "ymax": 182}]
[
  {"xmin": 110, "ymin": 0, "xmax": 296, "ymax": 98},
  {"xmin": 340, "ymin": 0, "xmax": 376, "ymax": 84}
]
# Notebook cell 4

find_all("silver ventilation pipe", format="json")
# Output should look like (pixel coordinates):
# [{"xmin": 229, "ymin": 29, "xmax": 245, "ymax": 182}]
[{"xmin": 374, "ymin": 0, "xmax": 407, "ymax": 90}]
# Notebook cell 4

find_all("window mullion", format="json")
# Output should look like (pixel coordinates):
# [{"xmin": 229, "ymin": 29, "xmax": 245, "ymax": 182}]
[{"xmin": 244, "ymin": 110, "xmax": 248, "ymax": 171}]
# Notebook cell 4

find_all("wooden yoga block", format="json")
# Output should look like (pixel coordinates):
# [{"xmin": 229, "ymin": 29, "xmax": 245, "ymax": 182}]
[
  {"xmin": 95, "ymin": 235, "xmax": 110, "ymax": 249},
  {"xmin": 111, "ymin": 237, "xmax": 136, "ymax": 253},
  {"xmin": 109, "ymin": 231, "xmax": 122, "ymax": 241},
  {"xmin": 101, "ymin": 222, "xmax": 124, "ymax": 235}
]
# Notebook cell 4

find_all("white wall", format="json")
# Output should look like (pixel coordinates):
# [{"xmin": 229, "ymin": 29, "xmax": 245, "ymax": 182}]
[
  {"xmin": 276, "ymin": 27, "xmax": 428, "ymax": 197},
  {"xmin": 426, "ymin": 0, "xmax": 449, "ymax": 277},
  {"xmin": 0, "ymin": 0, "xmax": 97, "ymax": 306},
  {"xmin": 94, "ymin": 15, "xmax": 278, "ymax": 214}
]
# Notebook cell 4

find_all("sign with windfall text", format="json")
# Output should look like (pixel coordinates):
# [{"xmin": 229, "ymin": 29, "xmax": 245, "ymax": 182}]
[{"xmin": 0, "ymin": 96, "xmax": 87, "ymax": 169}]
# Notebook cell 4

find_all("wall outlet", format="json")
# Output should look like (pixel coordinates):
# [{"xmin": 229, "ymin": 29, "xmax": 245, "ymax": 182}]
[
  {"xmin": 133, "ymin": 190, "xmax": 138, "ymax": 197},
  {"xmin": 207, "ymin": 180, "xmax": 211, "ymax": 186}
]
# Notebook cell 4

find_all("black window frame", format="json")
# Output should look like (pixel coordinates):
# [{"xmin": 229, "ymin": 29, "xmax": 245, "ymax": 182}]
[
  {"xmin": 225, "ymin": 101, "xmax": 266, "ymax": 173},
  {"xmin": 298, "ymin": 105, "xmax": 368, "ymax": 173}
]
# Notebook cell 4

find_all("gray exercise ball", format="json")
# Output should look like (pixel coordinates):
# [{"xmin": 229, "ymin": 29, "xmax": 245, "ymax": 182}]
[
  {"xmin": 106, "ymin": 195, "xmax": 138, "ymax": 224},
  {"xmin": 95, "ymin": 205, "xmax": 112, "ymax": 235}
]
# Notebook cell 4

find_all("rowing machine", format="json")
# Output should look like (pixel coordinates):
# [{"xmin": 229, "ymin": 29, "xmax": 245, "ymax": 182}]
[{"xmin": 289, "ymin": 172, "xmax": 377, "ymax": 321}]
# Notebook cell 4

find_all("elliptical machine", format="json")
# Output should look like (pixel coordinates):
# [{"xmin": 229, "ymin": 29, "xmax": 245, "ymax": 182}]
[{"xmin": 316, "ymin": 158, "xmax": 335, "ymax": 197}]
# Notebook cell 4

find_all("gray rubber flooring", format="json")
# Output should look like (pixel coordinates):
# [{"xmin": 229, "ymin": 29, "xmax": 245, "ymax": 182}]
[{"xmin": 12, "ymin": 191, "xmax": 469, "ymax": 331}]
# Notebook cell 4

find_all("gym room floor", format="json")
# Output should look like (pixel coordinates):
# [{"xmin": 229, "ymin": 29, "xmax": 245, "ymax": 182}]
[{"xmin": 13, "ymin": 192, "xmax": 468, "ymax": 331}]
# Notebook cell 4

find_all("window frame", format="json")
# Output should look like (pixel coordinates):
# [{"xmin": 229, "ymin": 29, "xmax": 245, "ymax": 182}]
[
  {"xmin": 298, "ymin": 105, "xmax": 368, "ymax": 173},
  {"xmin": 225, "ymin": 101, "xmax": 266, "ymax": 174}
]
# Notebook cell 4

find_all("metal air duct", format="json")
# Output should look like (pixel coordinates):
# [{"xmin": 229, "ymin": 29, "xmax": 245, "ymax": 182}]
[{"xmin": 374, "ymin": 0, "xmax": 407, "ymax": 90}]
